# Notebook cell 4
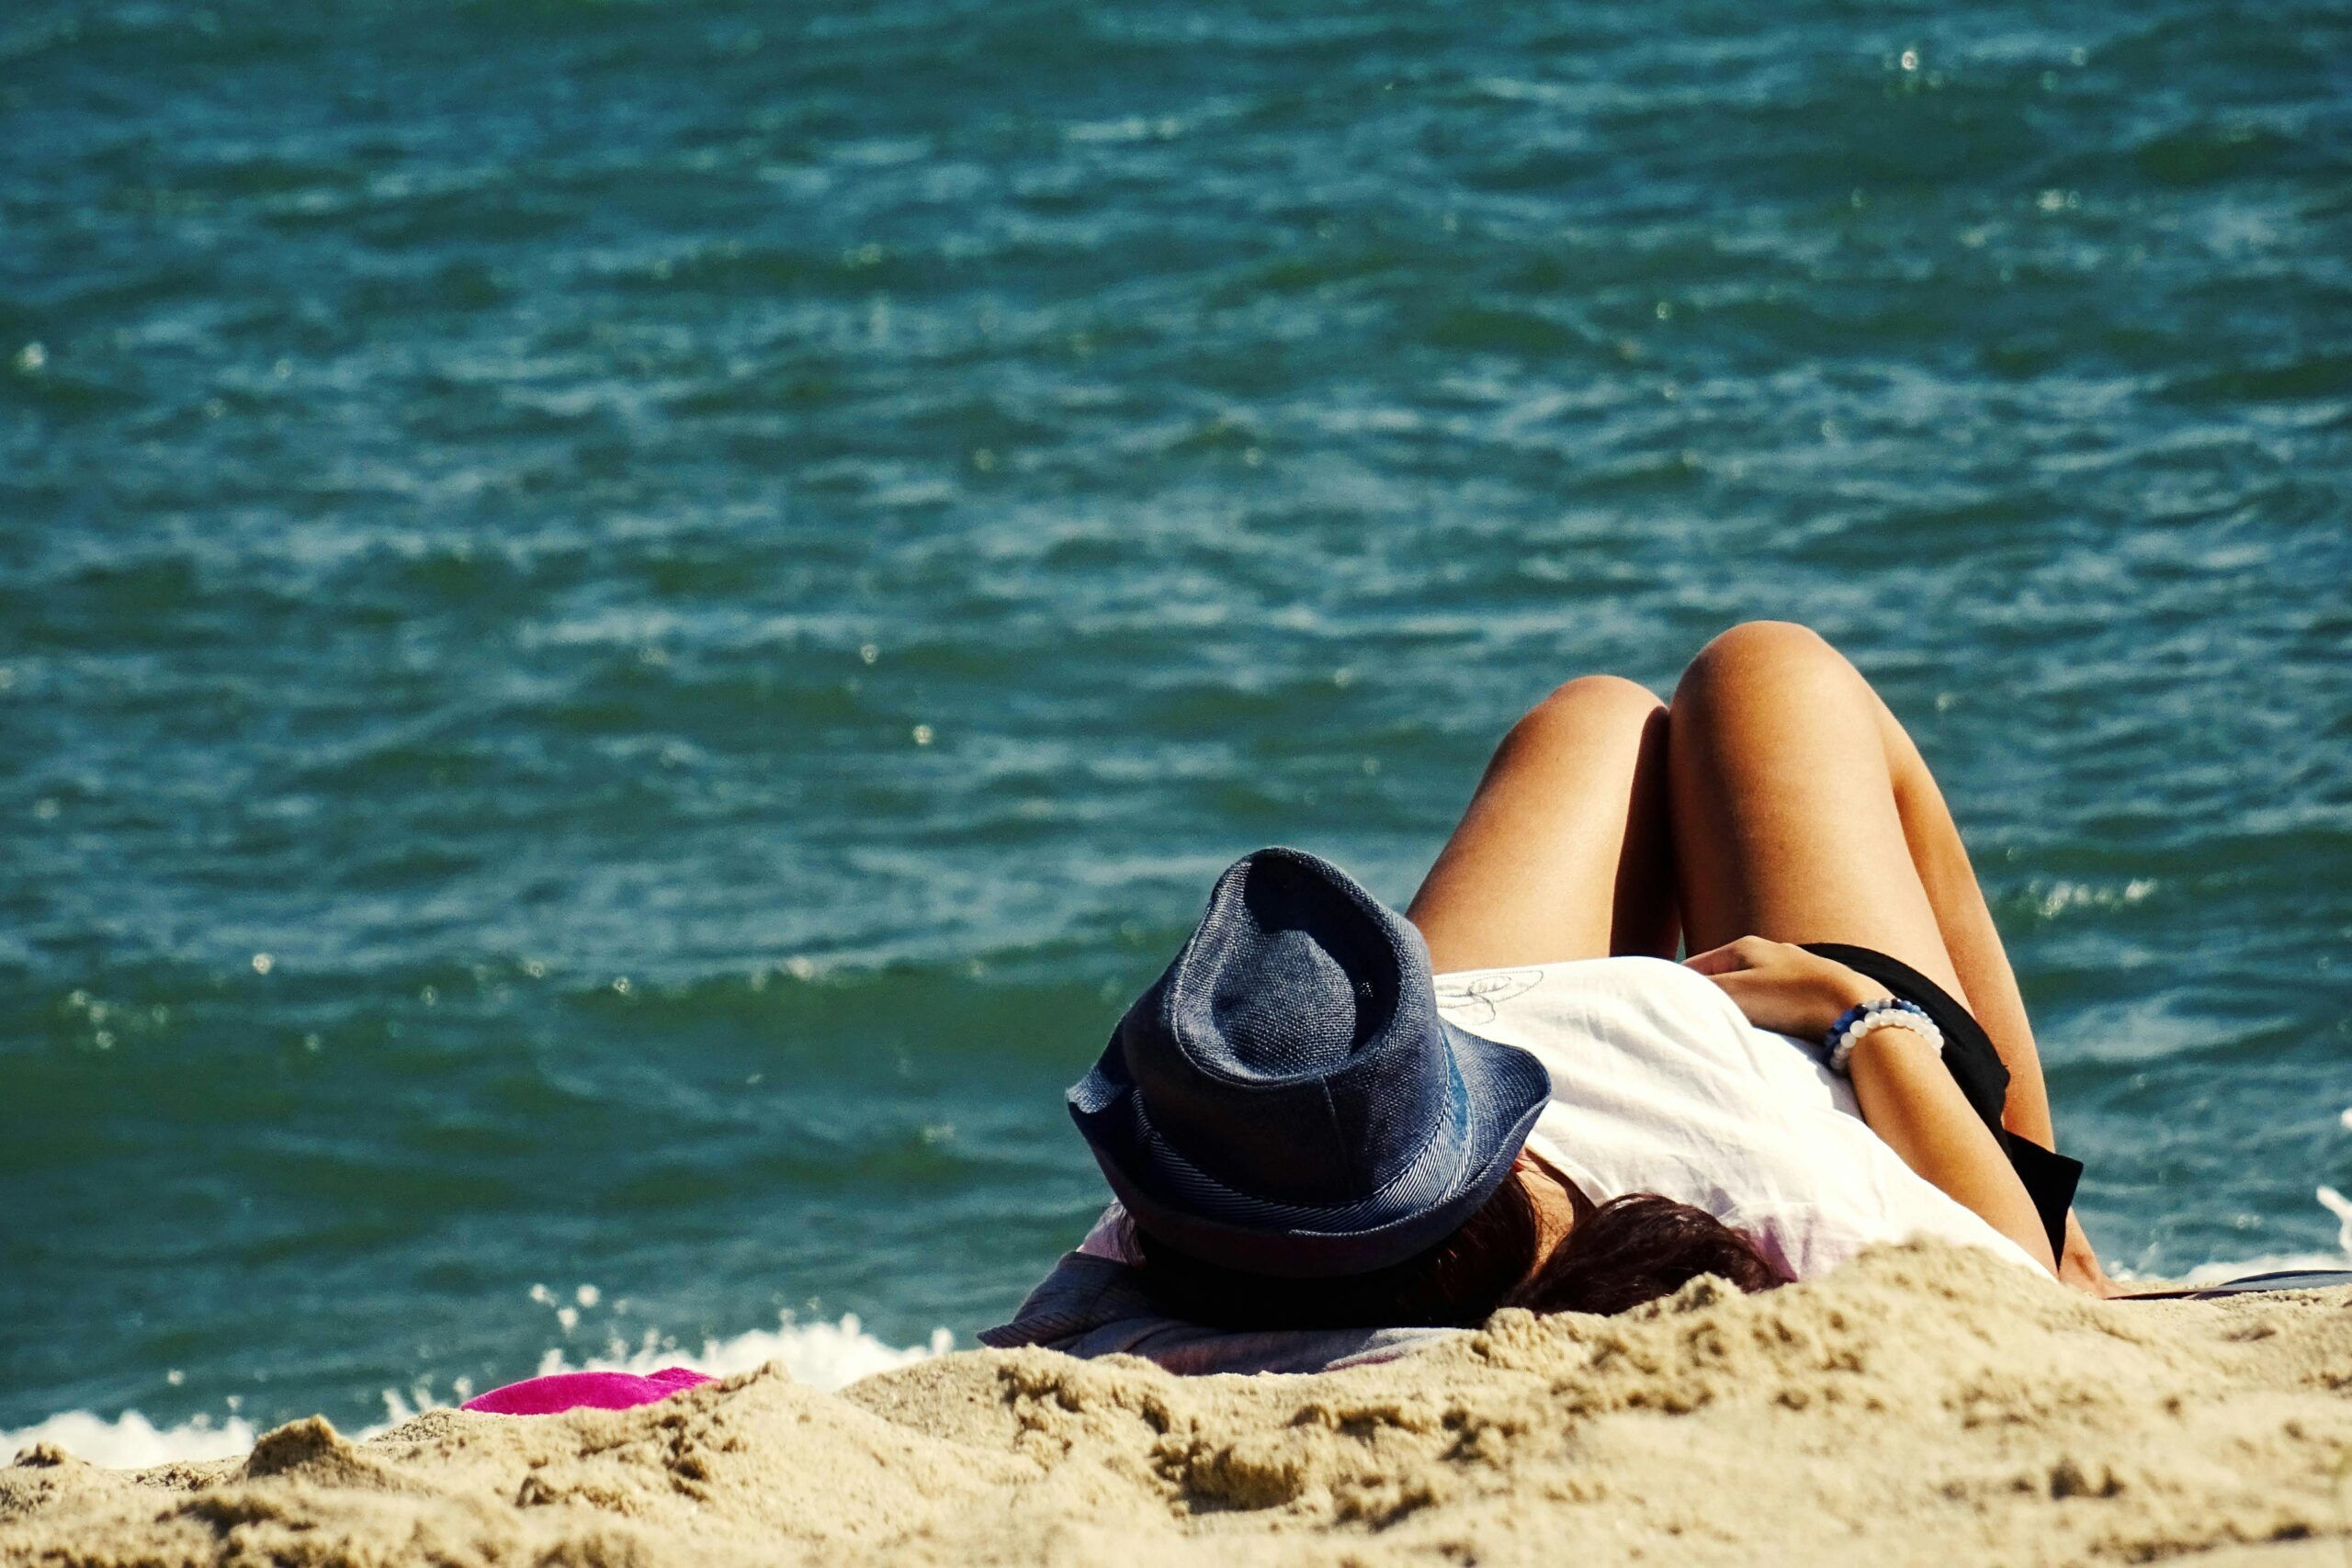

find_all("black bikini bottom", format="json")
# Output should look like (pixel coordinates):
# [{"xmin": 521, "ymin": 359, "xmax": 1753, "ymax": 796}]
[{"xmin": 1800, "ymin": 942, "xmax": 2082, "ymax": 1264}]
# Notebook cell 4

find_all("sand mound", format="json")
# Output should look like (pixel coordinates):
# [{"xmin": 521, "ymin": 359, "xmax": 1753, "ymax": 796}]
[{"xmin": 9, "ymin": 1245, "xmax": 2352, "ymax": 1566}]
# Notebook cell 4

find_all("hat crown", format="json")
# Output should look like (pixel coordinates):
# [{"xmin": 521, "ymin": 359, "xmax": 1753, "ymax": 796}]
[{"xmin": 1112, "ymin": 850, "xmax": 1453, "ymax": 1207}]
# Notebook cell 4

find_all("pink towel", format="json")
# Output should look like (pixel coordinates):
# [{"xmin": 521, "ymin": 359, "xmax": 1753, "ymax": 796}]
[{"xmin": 461, "ymin": 1366, "xmax": 712, "ymax": 1416}]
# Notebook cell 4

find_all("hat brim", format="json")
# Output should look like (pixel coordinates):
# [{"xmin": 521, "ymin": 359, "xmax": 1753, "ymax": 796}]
[{"xmin": 1069, "ymin": 1019, "xmax": 1552, "ymax": 1280}]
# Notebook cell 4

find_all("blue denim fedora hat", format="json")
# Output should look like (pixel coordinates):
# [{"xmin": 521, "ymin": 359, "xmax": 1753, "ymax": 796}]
[{"xmin": 1068, "ymin": 847, "xmax": 1553, "ymax": 1279}]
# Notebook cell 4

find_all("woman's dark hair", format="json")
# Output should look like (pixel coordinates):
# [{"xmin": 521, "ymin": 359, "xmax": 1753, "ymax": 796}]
[
  {"xmin": 1504, "ymin": 1192, "xmax": 1789, "ymax": 1316},
  {"xmin": 1134, "ymin": 1175, "xmax": 1787, "ymax": 1329}
]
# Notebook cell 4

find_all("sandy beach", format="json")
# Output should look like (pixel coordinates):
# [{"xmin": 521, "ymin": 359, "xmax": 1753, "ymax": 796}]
[{"xmin": 9, "ymin": 1244, "xmax": 2351, "ymax": 1567}]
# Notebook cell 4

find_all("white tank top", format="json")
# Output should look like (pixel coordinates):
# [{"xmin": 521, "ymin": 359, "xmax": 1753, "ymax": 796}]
[{"xmin": 1438, "ymin": 955, "xmax": 2040, "ymax": 1280}]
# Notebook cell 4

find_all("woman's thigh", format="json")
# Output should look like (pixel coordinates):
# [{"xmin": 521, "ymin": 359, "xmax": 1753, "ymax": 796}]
[
  {"xmin": 1407, "ymin": 675, "xmax": 1677, "ymax": 973},
  {"xmin": 1667, "ymin": 622, "xmax": 1972, "ymax": 1004}
]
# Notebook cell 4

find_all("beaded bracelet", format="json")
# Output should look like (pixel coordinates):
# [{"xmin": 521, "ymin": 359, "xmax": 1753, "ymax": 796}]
[{"xmin": 1823, "ymin": 997, "xmax": 1943, "ymax": 1077}]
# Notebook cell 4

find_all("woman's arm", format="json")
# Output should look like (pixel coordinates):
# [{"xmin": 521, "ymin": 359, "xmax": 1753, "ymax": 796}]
[
  {"xmin": 1840, "ymin": 1024, "xmax": 2056, "ymax": 1272},
  {"xmin": 1686, "ymin": 937, "xmax": 2058, "ymax": 1275}
]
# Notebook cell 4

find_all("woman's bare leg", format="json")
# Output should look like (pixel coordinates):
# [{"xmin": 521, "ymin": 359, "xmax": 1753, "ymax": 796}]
[
  {"xmin": 1669, "ymin": 623, "xmax": 1962, "ymax": 980},
  {"xmin": 1408, "ymin": 675, "xmax": 1677, "ymax": 973},
  {"xmin": 1668, "ymin": 620, "xmax": 2107, "ymax": 1291},
  {"xmin": 1869, "ymin": 695, "xmax": 2052, "ymax": 1145}
]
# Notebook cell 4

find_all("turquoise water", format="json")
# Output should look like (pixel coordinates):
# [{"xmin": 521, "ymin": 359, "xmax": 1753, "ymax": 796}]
[{"xmin": 5, "ymin": 0, "xmax": 2349, "ymax": 1449}]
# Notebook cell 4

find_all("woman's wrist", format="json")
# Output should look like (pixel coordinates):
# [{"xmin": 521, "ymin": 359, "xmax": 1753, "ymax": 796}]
[{"xmin": 1815, "ymin": 969, "xmax": 1888, "ymax": 1038}]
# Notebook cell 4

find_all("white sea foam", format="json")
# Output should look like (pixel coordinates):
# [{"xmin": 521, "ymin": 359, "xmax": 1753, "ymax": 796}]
[
  {"xmin": 529, "ymin": 1310, "xmax": 954, "ymax": 1391},
  {"xmin": 5, "ymin": 1311, "xmax": 952, "ymax": 1471},
  {"xmin": 2176, "ymin": 1250, "xmax": 2352, "ymax": 1284},
  {"xmin": 0, "ymin": 1409, "xmax": 262, "ymax": 1469},
  {"xmin": 2158, "ymin": 1187, "xmax": 2352, "ymax": 1287}
]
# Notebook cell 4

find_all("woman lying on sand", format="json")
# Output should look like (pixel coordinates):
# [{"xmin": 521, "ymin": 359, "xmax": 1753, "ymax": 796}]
[{"xmin": 989, "ymin": 620, "xmax": 2112, "ymax": 1366}]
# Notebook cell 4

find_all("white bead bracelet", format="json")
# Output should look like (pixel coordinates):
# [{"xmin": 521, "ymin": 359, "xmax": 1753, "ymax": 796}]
[{"xmin": 1825, "ymin": 998, "xmax": 1944, "ymax": 1077}]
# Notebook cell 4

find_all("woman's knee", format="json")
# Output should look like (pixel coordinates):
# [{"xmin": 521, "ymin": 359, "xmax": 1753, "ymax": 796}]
[
  {"xmin": 1505, "ymin": 674, "xmax": 1667, "ymax": 755},
  {"xmin": 1673, "ymin": 620, "xmax": 1858, "ymax": 708}
]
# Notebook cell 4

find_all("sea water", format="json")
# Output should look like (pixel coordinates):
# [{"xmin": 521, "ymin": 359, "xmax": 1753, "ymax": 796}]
[{"xmin": 4, "ymin": 0, "xmax": 2348, "ymax": 1460}]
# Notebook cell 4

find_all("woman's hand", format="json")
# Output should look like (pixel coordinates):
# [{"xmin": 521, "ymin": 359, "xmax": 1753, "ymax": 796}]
[{"xmin": 1683, "ymin": 936, "xmax": 1886, "ymax": 1041}]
